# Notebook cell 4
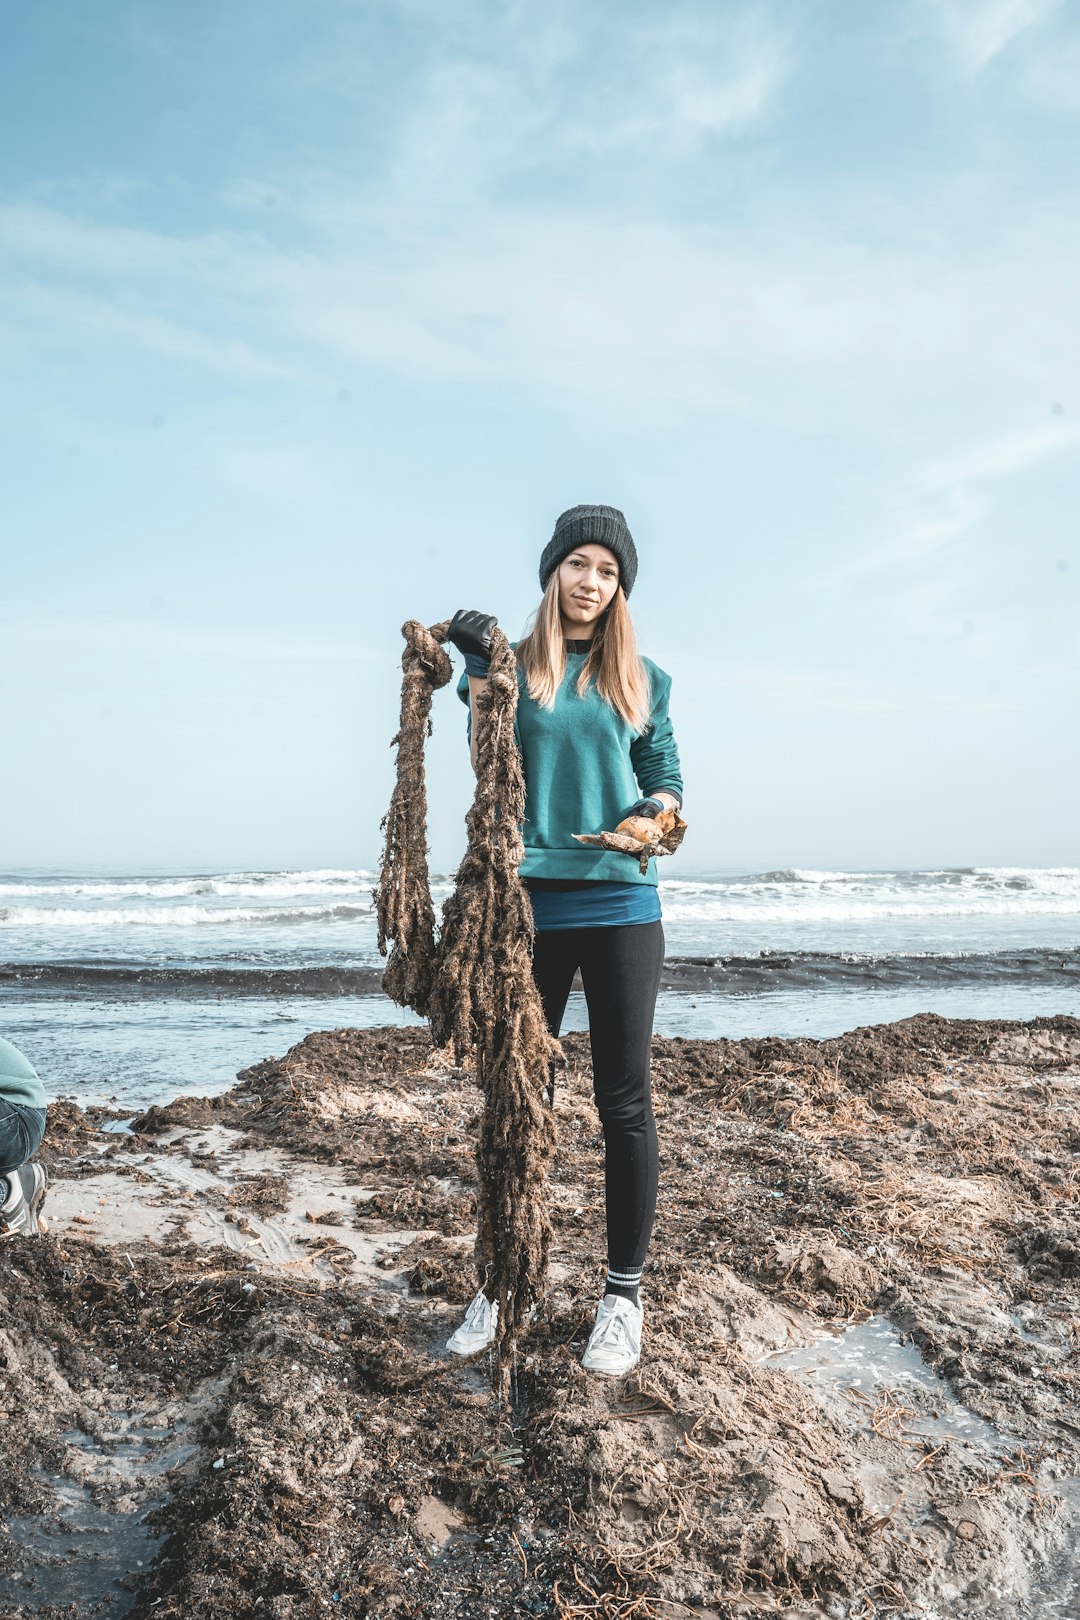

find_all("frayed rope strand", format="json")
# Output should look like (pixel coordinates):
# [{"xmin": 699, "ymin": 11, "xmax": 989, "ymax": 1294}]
[{"xmin": 374, "ymin": 620, "xmax": 560, "ymax": 1380}]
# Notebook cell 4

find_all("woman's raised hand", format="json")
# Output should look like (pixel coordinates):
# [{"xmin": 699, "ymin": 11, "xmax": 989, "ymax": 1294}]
[{"xmin": 447, "ymin": 609, "xmax": 498, "ymax": 663}]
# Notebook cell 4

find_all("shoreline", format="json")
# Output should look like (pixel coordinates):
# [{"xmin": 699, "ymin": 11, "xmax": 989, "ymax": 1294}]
[
  {"xmin": 3, "ymin": 943, "xmax": 1079, "ymax": 998},
  {"xmin": 3, "ymin": 1012, "xmax": 1080, "ymax": 1618}
]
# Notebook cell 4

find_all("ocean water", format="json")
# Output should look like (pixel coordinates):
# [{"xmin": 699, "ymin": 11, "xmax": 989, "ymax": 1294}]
[{"xmin": 1, "ymin": 866, "xmax": 1077, "ymax": 1110}]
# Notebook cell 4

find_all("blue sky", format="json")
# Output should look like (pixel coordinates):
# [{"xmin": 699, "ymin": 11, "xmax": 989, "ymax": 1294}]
[{"xmin": 3, "ymin": 0, "xmax": 1077, "ymax": 874}]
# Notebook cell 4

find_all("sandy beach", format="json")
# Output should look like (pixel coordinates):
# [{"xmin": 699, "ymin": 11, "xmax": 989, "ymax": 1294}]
[{"xmin": 2, "ymin": 1013, "xmax": 1079, "ymax": 1619}]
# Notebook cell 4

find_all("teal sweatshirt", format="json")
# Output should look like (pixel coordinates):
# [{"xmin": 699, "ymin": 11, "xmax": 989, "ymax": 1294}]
[
  {"xmin": 0, "ymin": 1035, "xmax": 46, "ymax": 1110},
  {"xmin": 456, "ymin": 644, "xmax": 683, "ymax": 884}
]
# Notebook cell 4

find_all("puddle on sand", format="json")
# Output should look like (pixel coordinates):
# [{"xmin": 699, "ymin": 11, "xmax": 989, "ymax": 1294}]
[
  {"xmin": 2, "ymin": 1485, "xmax": 165, "ymax": 1616},
  {"xmin": 49, "ymin": 1120, "xmax": 471, "ymax": 1288},
  {"xmin": 0, "ymin": 1415, "xmax": 196, "ymax": 1617},
  {"xmin": 59, "ymin": 1420, "xmax": 198, "ymax": 1476},
  {"xmin": 764, "ymin": 1316, "xmax": 1080, "ymax": 1620},
  {"xmin": 98, "ymin": 1117, "xmax": 137, "ymax": 1136},
  {"xmin": 764, "ymin": 1314, "xmax": 1005, "ymax": 1451}
]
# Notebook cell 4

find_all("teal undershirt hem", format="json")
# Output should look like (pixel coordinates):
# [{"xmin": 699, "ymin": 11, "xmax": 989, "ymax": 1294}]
[{"xmin": 526, "ymin": 880, "xmax": 661, "ymax": 932}]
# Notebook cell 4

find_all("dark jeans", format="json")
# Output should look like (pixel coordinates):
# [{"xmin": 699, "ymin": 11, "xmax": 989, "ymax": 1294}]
[
  {"xmin": 531, "ymin": 919, "xmax": 664, "ymax": 1274},
  {"xmin": 0, "ymin": 1100, "xmax": 46, "ymax": 1176}
]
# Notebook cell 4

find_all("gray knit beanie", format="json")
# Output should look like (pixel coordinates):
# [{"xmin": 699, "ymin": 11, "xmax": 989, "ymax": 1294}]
[{"xmin": 539, "ymin": 505, "xmax": 638, "ymax": 598}]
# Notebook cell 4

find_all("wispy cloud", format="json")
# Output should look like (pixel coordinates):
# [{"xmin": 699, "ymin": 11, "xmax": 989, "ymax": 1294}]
[
  {"xmin": 831, "ymin": 488, "xmax": 982, "ymax": 582},
  {"xmin": 3, "ymin": 277, "xmax": 297, "ymax": 382},
  {"xmin": 835, "ymin": 414, "xmax": 1079, "ymax": 577},
  {"xmin": 701, "ymin": 661, "xmax": 1020, "ymax": 714},
  {"xmin": 222, "ymin": 449, "xmax": 322, "ymax": 499},
  {"xmin": 930, "ymin": 0, "xmax": 1064, "ymax": 71},
  {"xmin": 2, "ymin": 0, "xmax": 1079, "ymax": 450},
  {"xmin": 5, "ymin": 193, "xmax": 1079, "ymax": 445},
  {"xmin": 379, "ymin": 1, "xmax": 794, "ymax": 199},
  {"xmin": 921, "ymin": 419, "xmax": 1080, "ymax": 488},
  {"xmin": 886, "ymin": 575, "xmax": 1017, "ymax": 653},
  {"xmin": 1019, "ymin": 20, "xmax": 1080, "ymax": 106},
  {"xmin": 3, "ymin": 618, "xmax": 375, "ymax": 664},
  {"xmin": 823, "ymin": 410, "xmax": 1078, "ymax": 651},
  {"xmin": 562, "ymin": 9, "xmax": 794, "ymax": 149}
]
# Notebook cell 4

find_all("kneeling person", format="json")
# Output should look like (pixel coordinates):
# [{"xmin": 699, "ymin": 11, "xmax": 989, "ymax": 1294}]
[{"xmin": 1, "ymin": 1035, "xmax": 48, "ymax": 1237}]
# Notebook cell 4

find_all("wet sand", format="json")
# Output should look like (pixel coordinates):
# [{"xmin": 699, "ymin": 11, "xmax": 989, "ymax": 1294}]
[{"xmin": 2, "ymin": 1014, "xmax": 1079, "ymax": 1619}]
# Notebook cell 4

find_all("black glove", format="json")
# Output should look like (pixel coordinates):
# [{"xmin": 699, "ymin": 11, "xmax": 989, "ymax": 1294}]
[
  {"xmin": 447, "ymin": 609, "xmax": 497, "ymax": 662},
  {"xmin": 625, "ymin": 796, "xmax": 666, "ymax": 819}
]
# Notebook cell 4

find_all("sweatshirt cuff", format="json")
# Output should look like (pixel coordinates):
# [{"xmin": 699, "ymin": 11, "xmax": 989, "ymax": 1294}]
[{"xmin": 462, "ymin": 651, "xmax": 491, "ymax": 678}]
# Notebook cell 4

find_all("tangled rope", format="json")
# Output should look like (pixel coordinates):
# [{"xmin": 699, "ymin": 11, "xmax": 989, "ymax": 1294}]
[{"xmin": 374, "ymin": 620, "xmax": 560, "ymax": 1379}]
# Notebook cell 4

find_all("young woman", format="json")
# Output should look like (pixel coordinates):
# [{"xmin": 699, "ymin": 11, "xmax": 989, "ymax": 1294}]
[{"xmin": 443, "ymin": 504, "xmax": 683, "ymax": 1377}]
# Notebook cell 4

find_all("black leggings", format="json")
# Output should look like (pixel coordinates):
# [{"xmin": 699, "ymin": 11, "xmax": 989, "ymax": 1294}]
[{"xmin": 530, "ymin": 920, "xmax": 664, "ymax": 1274}]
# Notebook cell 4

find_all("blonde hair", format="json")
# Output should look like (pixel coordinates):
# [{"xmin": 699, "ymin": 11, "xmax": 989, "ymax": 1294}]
[{"xmin": 516, "ymin": 572, "xmax": 653, "ymax": 733}]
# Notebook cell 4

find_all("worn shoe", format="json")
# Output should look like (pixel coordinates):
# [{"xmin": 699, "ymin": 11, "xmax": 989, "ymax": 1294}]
[
  {"xmin": 446, "ymin": 1289, "xmax": 498, "ymax": 1356},
  {"xmin": 581, "ymin": 1293, "xmax": 643, "ymax": 1376},
  {"xmin": 1, "ymin": 1161, "xmax": 49, "ymax": 1237}
]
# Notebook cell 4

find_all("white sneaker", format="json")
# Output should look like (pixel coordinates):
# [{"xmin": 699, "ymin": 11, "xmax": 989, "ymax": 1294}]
[
  {"xmin": 1, "ymin": 1162, "xmax": 48, "ymax": 1238},
  {"xmin": 581, "ymin": 1294, "xmax": 643, "ymax": 1376},
  {"xmin": 446, "ymin": 1289, "xmax": 498, "ymax": 1356}
]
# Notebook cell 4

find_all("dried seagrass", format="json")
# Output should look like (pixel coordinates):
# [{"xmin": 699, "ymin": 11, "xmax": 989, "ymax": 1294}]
[
  {"xmin": 374, "ymin": 619, "xmax": 560, "ymax": 1378},
  {"xmin": 374, "ymin": 621, "xmax": 452, "ymax": 1015}
]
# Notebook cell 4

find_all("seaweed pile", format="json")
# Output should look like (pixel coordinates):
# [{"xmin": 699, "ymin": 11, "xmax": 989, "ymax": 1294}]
[{"xmin": 2, "ymin": 1013, "xmax": 1079, "ymax": 1618}]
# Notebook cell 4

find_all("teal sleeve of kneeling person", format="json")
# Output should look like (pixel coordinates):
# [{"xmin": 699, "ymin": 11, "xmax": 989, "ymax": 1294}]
[
  {"xmin": 455, "ymin": 646, "xmax": 683, "ymax": 885},
  {"xmin": 526, "ymin": 882, "xmax": 662, "ymax": 931},
  {"xmin": 0, "ymin": 1035, "xmax": 47, "ymax": 1109}
]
